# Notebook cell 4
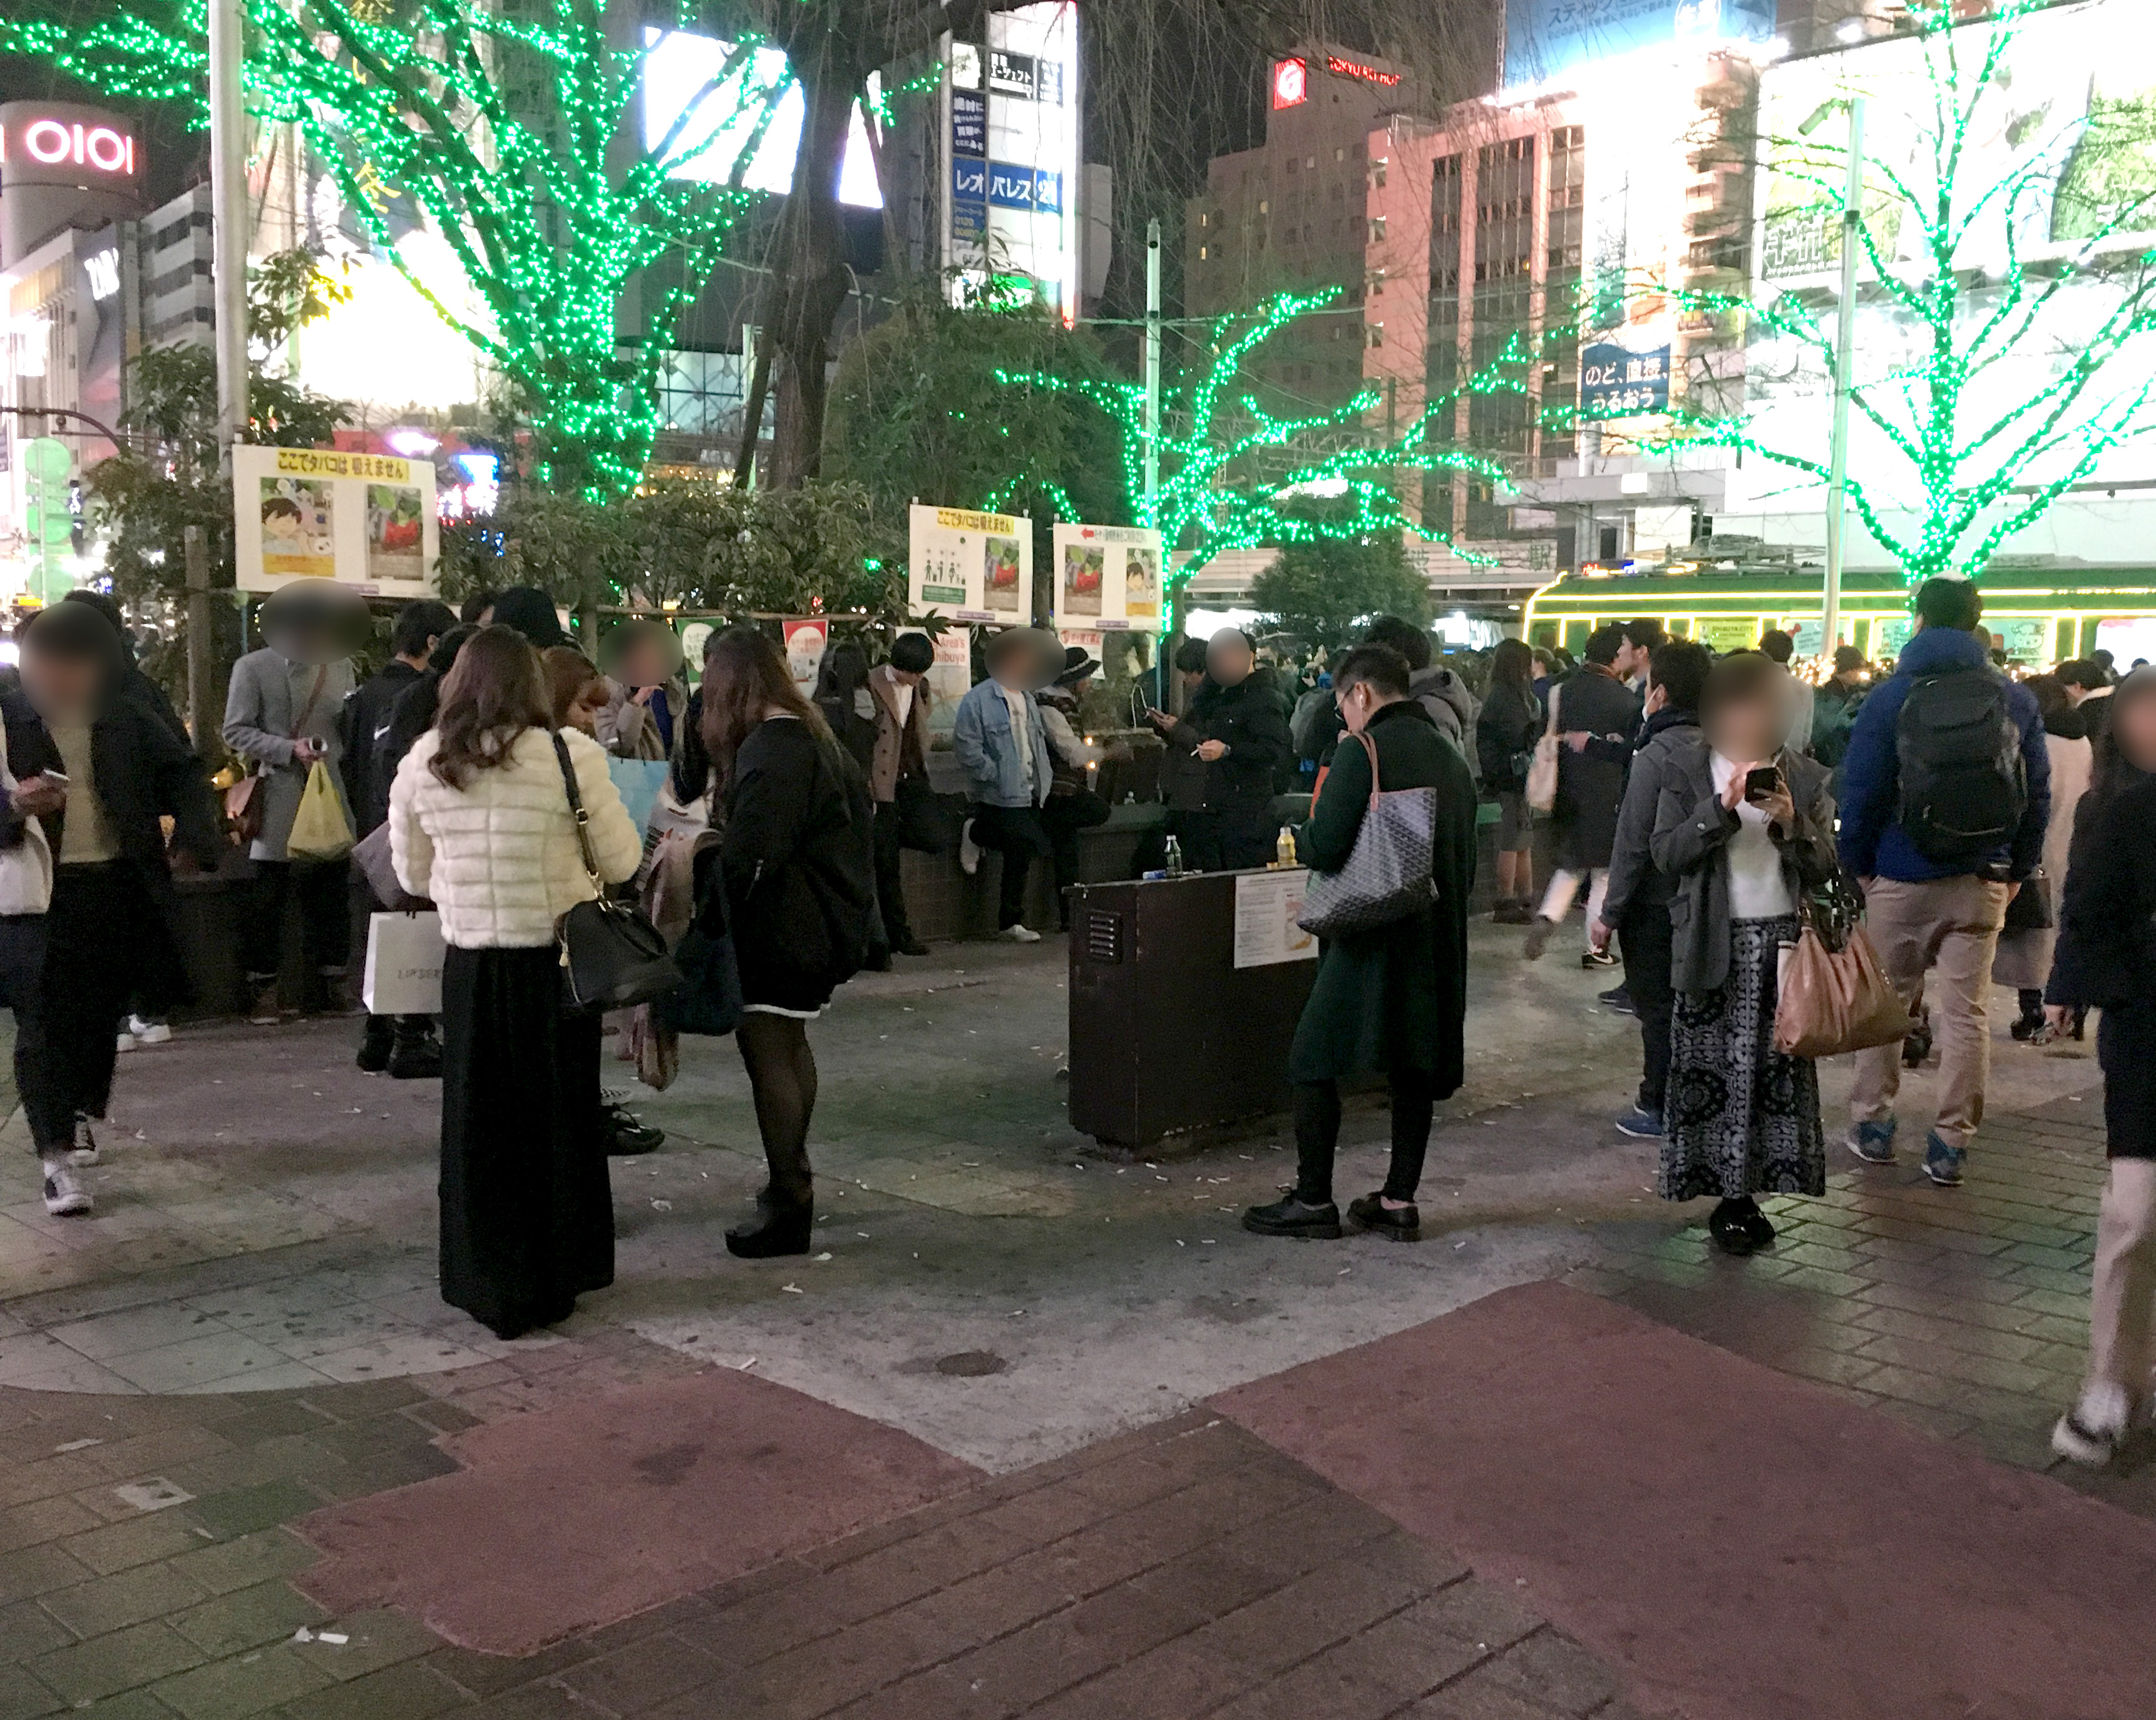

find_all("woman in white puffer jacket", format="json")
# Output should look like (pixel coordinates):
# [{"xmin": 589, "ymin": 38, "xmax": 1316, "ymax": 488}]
[{"xmin": 389, "ymin": 627, "xmax": 642, "ymax": 1338}]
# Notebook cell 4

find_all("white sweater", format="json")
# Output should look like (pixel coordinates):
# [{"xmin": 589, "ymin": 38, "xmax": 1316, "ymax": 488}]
[{"xmin": 389, "ymin": 727, "xmax": 643, "ymax": 949}]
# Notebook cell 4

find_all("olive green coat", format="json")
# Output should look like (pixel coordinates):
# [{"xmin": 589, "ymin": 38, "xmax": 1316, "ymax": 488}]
[{"xmin": 1288, "ymin": 700, "xmax": 1478, "ymax": 1087}]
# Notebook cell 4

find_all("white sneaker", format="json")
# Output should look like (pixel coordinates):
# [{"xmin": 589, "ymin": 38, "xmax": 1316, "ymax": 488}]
[
  {"xmin": 127, "ymin": 1015, "xmax": 172, "ymax": 1045},
  {"xmin": 41, "ymin": 1164, "xmax": 91, "ymax": 1217},
  {"xmin": 959, "ymin": 819, "xmax": 981, "ymax": 876},
  {"xmin": 2052, "ymin": 1382, "xmax": 2131, "ymax": 1467},
  {"xmin": 1000, "ymin": 923, "xmax": 1042, "ymax": 944},
  {"xmin": 70, "ymin": 1119, "xmax": 101, "ymax": 1167},
  {"xmin": 115, "ymin": 1030, "xmax": 137, "ymax": 1054}
]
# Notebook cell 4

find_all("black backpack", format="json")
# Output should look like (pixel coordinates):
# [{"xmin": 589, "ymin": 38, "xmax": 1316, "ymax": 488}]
[{"xmin": 1894, "ymin": 666, "xmax": 2026, "ymax": 866}]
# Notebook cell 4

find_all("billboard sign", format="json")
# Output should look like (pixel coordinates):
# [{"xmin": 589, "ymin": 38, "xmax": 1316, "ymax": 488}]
[
  {"xmin": 1051, "ymin": 523, "xmax": 1165, "ymax": 632},
  {"xmin": 1504, "ymin": 0, "xmax": 1774, "ymax": 93},
  {"xmin": 909, "ymin": 503, "xmax": 1034, "ymax": 623},
  {"xmin": 1580, "ymin": 340, "xmax": 1671, "ymax": 417},
  {"xmin": 234, "ymin": 446, "xmax": 438, "ymax": 597},
  {"xmin": 941, "ymin": 3, "xmax": 1079, "ymax": 317}
]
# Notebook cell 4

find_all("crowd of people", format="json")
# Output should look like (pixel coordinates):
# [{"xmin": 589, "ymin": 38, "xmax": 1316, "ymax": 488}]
[{"xmin": 0, "ymin": 573, "xmax": 2149, "ymax": 1471}]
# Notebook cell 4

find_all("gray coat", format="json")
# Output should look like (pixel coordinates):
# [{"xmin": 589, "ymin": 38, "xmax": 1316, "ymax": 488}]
[
  {"xmin": 1648, "ymin": 732, "xmax": 1837, "ymax": 995},
  {"xmin": 222, "ymin": 647, "xmax": 355, "ymax": 861},
  {"xmin": 1599, "ymin": 710, "xmax": 1701, "ymax": 928}
]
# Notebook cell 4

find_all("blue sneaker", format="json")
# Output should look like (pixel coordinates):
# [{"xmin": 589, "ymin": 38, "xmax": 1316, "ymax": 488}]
[
  {"xmin": 1613, "ymin": 1105, "xmax": 1663, "ymax": 1139},
  {"xmin": 1923, "ymin": 1132, "xmax": 1966, "ymax": 1187},
  {"xmin": 1847, "ymin": 1119, "xmax": 1896, "ymax": 1165}
]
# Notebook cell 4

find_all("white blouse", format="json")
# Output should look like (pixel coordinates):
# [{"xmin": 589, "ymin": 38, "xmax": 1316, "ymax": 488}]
[{"xmin": 1710, "ymin": 750, "xmax": 1797, "ymax": 921}]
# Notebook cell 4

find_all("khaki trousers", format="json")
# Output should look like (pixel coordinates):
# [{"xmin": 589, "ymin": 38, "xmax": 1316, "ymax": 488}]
[
  {"xmin": 2087, "ymin": 1159, "xmax": 2156, "ymax": 1401},
  {"xmin": 1847, "ymin": 874, "xmax": 2010, "ymax": 1151}
]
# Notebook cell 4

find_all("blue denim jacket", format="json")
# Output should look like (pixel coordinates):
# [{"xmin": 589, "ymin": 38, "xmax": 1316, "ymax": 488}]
[{"xmin": 952, "ymin": 678, "xmax": 1052, "ymax": 808}]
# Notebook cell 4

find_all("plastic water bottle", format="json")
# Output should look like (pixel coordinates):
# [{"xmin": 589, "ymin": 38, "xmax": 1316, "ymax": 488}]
[
  {"xmin": 1275, "ymin": 826, "xmax": 1298, "ymax": 868},
  {"xmin": 1164, "ymin": 835, "xmax": 1184, "ymax": 878}
]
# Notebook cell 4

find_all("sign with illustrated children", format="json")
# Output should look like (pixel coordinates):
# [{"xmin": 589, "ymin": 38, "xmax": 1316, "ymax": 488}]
[
  {"xmin": 234, "ymin": 445, "xmax": 439, "ymax": 596},
  {"xmin": 1050, "ymin": 523, "xmax": 1164, "ymax": 633},
  {"xmin": 907, "ymin": 503, "xmax": 1034, "ymax": 623}
]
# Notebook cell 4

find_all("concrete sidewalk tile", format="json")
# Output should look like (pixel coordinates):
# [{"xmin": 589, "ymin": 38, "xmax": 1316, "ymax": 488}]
[
  {"xmin": 168, "ymin": 1578, "xmax": 326, "ymax": 1658},
  {"xmin": 0, "ymin": 1546, "xmax": 93, "ymax": 1606},
  {"xmin": 152, "ymin": 1645, "xmax": 334, "ymax": 1720},
  {"xmin": 1471, "ymin": 1631, "xmax": 1620, "ymax": 1717},
  {"xmin": 879, "ymin": 1561, "xmax": 1071, "ymax": 1657},
  {"xmin": 1023, "ymin": 1637, "xmax": 1261, "ymax": 1720},
  {"xmin": 0, "ymin": 1665, "xmax": 62, "ymax": 1720},
  {"xmin": 0, "ymin": 1596, "xmax": 71, "ymax": 1661},
  {"xmin": 28, "ymin": 1619, "xmax": 207, "ymax": 1706},
  {"xmin": 273, "ymin": 1659, "xmax": 470, "ymax": 1720},
  {"xmin": 556, "ymin": 1632, "xmax": 724, "ymax": 1714},
  {"xmin": 287, "ymin": 1608, "xmax": 440, "ymax": 1682},
  {"xmin": 41, "ymin": 1564, "xmax": 211, "ymax": 1641},
  {"xmin": 421, "ymin": 1639, "xmax": 597, "ymax": 1701},
  {"xmin": 184, "ymin": 1483, "xmax": 322, "ymax": 1541},
  {"xmin": 0, "ymin": 1496, "xmax": 103, "ymax": 1555},
  {"xmin": 165, "ymin": 1530, "xmax": 318, "ymax": 1599}
]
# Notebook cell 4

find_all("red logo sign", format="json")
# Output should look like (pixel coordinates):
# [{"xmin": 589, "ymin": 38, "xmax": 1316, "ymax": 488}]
[
  {"xmin": 1327, "ymin": 54, "xmax": 1401, "ymax": 90},
  {"xmin": 3, "ymin": 117, "xmax": 136, "ymax": 175},
  {"xmin": 1272, "ymin": 58, "xmax": 1308, "ymax": 109}
]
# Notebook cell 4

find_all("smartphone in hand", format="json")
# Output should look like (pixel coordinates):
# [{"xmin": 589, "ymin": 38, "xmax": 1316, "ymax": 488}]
[{"xmin": 1743, "ymin": 765, "xmax": 1784, "ymax": 802}]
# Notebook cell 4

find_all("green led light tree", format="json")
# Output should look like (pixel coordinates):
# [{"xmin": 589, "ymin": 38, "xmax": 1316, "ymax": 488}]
[
  {"xmin": 2, "ymin": 0, "xmax": 773, "ymax": 496},
  {"xmin": 1662, "ymin": 0, "xmax": 2156, "ymax": 584},
  {"xmin": 996, "ymin": 285, "xmax": 1528, "ymax": 589}
]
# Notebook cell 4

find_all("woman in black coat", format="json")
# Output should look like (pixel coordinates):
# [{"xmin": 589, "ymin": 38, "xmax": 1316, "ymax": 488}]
[
  {"xmin": 694, "ymin": 627, "xmax": 878, "ymax": 1259},
  {"xmin": 2043, "ymin": 667, "xmax": 2156, "ymax": 1467},
  {"xmin": 1476, "ymin": 638, "xmax": 1543, "ymax": 922},
  {"xmin": 1243, "ymin": 645, "xmax": 1477, "ymax": 1243}
]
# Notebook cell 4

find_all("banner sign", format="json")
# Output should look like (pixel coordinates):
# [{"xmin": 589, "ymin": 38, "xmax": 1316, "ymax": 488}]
[
  {"xmin": 1580, "ymin": 341, "xmax": 1671, "ymax": 418},
  {"xmin": 909, "ymin": 503, "xmax": 1034, "ymax": 623},
  {"xmin": 1050, "ymin": 522, "xmax": 1164, "ymax": 632},
  {"xmin": 233, "ymin": 444, "xmax": 438, "ymax": 596}
]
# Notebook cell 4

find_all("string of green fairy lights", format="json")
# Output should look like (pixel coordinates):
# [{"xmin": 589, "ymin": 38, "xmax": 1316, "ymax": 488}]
[
  {"xmin": 1645, "ymin": 0, "xmax": 2156, "ymax": 586},
  {"xmin": 1, "ymin": 0, "xmax": 776, "ymax": 498},
  {"xmin": 993, "ymin": 285, "xmax": 1533, "ymax": 590}
]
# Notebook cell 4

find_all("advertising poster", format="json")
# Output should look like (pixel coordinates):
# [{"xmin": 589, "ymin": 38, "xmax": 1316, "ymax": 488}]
[
  {"xmin": 1233, "ymin": 870, "xmax": 1317, "ymax": 968},
  {"xmin": 908, "ymin": 503, "xmax": 1035, "ymax": 622},
  {"xmin": 258, "ymin": 477, "xmax": 337, "ymax": 579},
  {"xmin": 781, "ymin": 617, "xmax": 829, "ymax": 699},
  {"xmin": 925, "ymin": 623, "xmax": 973, "ymax": 734},
  {"xmin": 234, "ymin": 446, "xmax": 438, "ymax": 596},
  {"xmin": 1050, "ymin": 523, "xmax": 1165, "ymax": 632}
]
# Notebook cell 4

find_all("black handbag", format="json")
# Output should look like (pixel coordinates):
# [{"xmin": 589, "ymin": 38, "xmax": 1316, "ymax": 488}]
[
  {"xmin": 893, "ymin": 772, "xmax": 957, "ymax": 853},
  {"xmin": 2004, "ymin": 867, "xmax": 2055, "ymax": 933},
  {"xmin": 661, "ymin": 855, "xmax": 745, "ymax": 1037},
  {"xmin": 550, "ymin": 733, "xmax": 683, "ymax": 1010}
]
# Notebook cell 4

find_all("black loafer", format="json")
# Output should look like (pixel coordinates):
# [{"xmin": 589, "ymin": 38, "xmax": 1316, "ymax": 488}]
[
  {"xmin": 1742, "ymin": 1208, "xmax": 1778, "ymax": 1249},
  {"xmin": 1241, "ymin": 1194, "xmax": 1343, "ymax": 1239},
  {"xmin": 1347, "ymin": 1194, "xmax": 1420, "ymax": 1241},
  {"xmin": 1708, "ymin": 1208, "xmax": 1757, "ymax": 1257}
]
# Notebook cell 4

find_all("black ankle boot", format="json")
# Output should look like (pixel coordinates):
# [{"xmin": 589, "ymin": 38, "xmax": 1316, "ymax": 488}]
[
  {"xmin": 726, "ymin": 1189, "xmax": 813, "ymax": 1259},
  {"xmin": 1708, "ymin": 1198, "xmax": 1757, "ymax": 1257},
  {"xmin": 356, "ymin": 1017, "xmax": 394, "ymax": 1073}
]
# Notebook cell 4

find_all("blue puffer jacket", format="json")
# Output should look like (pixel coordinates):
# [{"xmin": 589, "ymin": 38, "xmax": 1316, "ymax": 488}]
[{"xmin": 1836, "ymin": 625, "xmax": 2050, "ymax": 883}]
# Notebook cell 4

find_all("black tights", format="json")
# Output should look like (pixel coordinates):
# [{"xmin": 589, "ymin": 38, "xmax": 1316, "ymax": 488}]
[
  {"xmin": 737, "ymin": 1012, "xmax": 817, "ymax": 1207},
  {"xmin": 1293, "ymin": 1070, "xmax": 1439, "ymax": 1206}
]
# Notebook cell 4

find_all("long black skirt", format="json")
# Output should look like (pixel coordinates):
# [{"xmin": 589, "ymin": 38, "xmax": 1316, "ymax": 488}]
[{"xmin": 439, "ymin": 944, "xmax": 613, "ymax": 1334}]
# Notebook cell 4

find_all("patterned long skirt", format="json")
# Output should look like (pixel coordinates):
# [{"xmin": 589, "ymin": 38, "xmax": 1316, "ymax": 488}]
[{"xmin": 1661, "ymin": 914, "xmax": 1825, "ymax": 1202}]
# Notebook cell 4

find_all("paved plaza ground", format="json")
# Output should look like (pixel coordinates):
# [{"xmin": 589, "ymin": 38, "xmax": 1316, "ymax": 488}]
[{"xmin": 0, "ymin": 923, "xmax": 2140, "ymax": 1717}]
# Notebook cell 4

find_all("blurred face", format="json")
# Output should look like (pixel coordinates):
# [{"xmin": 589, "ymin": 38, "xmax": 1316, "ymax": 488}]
[
  {"xmin": 1206, "ymin": 632, "xmax": 1253, "ymax": 687},
  {"xmin": 1705, "ymin": 689, "xmax": 1784, "ymax": 764},
  {"xmin": 2116, "ymin": 689, "xmax": 2156, "ymax": 773},
  {"xmin": 20, "ymin": 648, "xmax": 101, "ymax": 721},
  {"xmin": 619, "ymin": 635, "xmax": 671, "ymax": 689}
]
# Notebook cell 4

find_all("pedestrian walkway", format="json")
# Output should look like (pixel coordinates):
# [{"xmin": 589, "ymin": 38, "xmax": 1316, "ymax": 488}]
[{"xmin": 0, "ymin": 928, "xmax": 2130, "ymax": 1714}]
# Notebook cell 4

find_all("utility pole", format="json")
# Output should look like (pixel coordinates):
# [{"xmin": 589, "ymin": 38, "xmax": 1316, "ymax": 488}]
[
  {"xmin": 208, "ymin": 0, "xmax": 249, "ymax": 461},
  {"xmin": 1144, "ymin": 218, "xmax": 1167, "ymax": 708},
  {"xmin": 184, "ymin": 526, "xmax": 217, "ymax": 756},
  {"xmin": 1824, "ymin": 96, "xmax": 1866, "ymax": 658}
]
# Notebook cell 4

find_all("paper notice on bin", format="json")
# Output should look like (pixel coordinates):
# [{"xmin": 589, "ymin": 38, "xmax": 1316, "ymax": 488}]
[{"xmin": 1234, "ymin": 870, "xmax": 1317, "ymax": 968}]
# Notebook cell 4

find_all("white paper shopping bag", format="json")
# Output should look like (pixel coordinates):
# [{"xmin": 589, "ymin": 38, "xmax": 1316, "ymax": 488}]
[{"xmin": 362, "ymin": 911, "xmax": 446, "ymax": 1015}]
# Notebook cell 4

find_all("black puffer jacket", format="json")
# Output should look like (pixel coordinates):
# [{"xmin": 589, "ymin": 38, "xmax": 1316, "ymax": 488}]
[
  {"xmin": 1168, "ymin": 675, "xmax": 1293, "ymax": 813},
  {"xmin": 2046, "ymin": 769, "xmax": 2156, "ymax": 1010},
  {"xmin": 1476, "ymin": 682, "xmax": 1541, "ymax": 792}
]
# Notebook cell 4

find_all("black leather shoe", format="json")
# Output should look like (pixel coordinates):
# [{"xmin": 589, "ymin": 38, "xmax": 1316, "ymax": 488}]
[
  {"xmin": 1742, "ymin": 1207, "xmax": 1778, "ymax": 1249},
  {"xmin": 726, "ymin": 1197, "xmax": 813, "ymax": 1258},
  {"xmin": 603, "ymin": 1103, "xmax": 665, "ymax": 1155},
  {"xmin": 1347, "ymin": 1194, "xmax": 1420, "ymax": 1241},
  {"xmin": 893, "ymin": 937, "xmax": 932, "ymax": 957},
  {"xmin": 1708, "ymin": 1200, "xmax": 1757, "ymax": 1257},
  {"xmin": 1241, "ymin": 1194, "xmax": 1343, "ymax": 1239},
  {"xmin": 388, "ymin": 1033, "xmax": 442, "ymax": 1080},
  {"xmin": 356, "ymin": 1019, "xmax": 394, "ymax": 1074}
]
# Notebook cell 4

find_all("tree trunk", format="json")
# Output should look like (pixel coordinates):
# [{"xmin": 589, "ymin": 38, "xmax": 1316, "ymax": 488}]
[{"xmin": 763, "ymin": 51, "xmax": 859, "ymax": 488}]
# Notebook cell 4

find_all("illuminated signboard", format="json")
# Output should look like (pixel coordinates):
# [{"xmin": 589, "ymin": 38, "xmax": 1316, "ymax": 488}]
[
  {"xmin": 1273, "ymin": 58, "xmax": 1308, "ymax": 109},
  {"xmin": 1, "ymin": 114, "xmax": 136, "ymax": 177},
  {"xmin": 1505, "ymin": 0, "xmax": 1774, "ymax": 91},
  {"xmin": 642, "ymin": 31, "xmax": 882, "ymax": 208},
  {"xmin": 1581, "ymin": 342, "xmax": 1671, "ymax": 417},
  {"xmin": 1326, "ymin": 54, "xmax": 1400, "ymax": 89}
]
